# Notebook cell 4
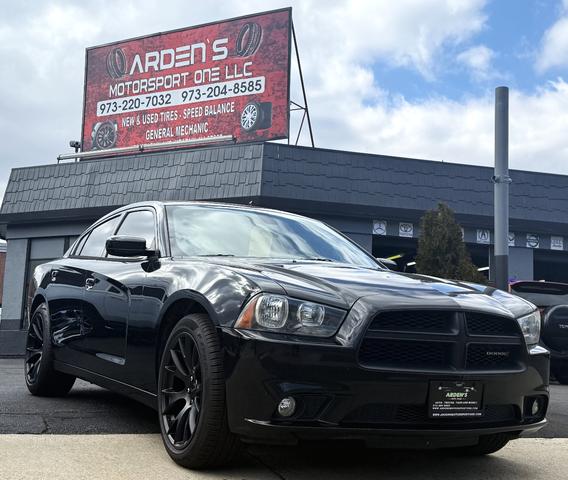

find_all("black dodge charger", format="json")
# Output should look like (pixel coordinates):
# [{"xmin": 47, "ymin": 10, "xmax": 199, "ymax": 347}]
[{"xmin": 25, "ymin": 202, "xmax": 549, "ymax": 468}]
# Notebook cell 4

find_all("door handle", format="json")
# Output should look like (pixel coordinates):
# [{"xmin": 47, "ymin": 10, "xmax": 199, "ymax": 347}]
[{"xmin": 85, "ymin": 277, "xmax": 96, "ymax": 290}]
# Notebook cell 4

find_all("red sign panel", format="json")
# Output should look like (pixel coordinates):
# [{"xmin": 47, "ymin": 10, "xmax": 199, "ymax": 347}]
[{"xmin": 81, "ymin": 8, "xmax": 291, "ymax": 152}]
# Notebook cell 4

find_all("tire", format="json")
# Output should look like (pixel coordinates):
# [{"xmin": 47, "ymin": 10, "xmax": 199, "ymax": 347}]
[
  {"xmin": 24, "ymin": 303, "xmax": 76, "ymax": 396},
  {"xmin": 158, "ymin": 313, "xmax": 240, "ymax": 469},
  {"xmin": 241, "ymin": 102, "xmax": 262, "ymax": 131},
  {"xmin": 452, "ymin": 433, "xmax": 510, "ymax": 456},
  {"xmin": 236, "ymin": 22, "xmax": 262, "ymax": 57}
]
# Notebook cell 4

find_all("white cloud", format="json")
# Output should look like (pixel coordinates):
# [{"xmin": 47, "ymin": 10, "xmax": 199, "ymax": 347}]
[
  {"xmin": 291, "ymin": 0, "xmax": 488, "ymax": 78},
  {"xmin": 0, "ymin": 0, "xmax": 488, "ymax": 183},
  {"xmin": 1, "ymin": 0, "xmax": 568, "ymax": 208},
  {"xmin": 310, "ymin": 78, "xmax": 568, "ymax": 176},
  {"xmin": 536, "ymin": 2, "xmax": 568, "ymax": 72},
  {"xmin": 456, "ymin": 44, "xmax": 495, "ymax": 79}
]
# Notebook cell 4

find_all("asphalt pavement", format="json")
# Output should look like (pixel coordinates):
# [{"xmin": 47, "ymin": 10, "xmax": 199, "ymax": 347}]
[
  {"xmin": 0, "ymin": 359, "xmax": 158, "ymax": 434},
  {"xmin": 2, "ymin": 358, "xmax": 568, "ymax": 479}
]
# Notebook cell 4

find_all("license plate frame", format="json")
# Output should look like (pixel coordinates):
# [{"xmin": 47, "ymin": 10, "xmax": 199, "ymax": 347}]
[{"xmin": 429, "ymin": 381, "xmax": 484, "ymax": 418}]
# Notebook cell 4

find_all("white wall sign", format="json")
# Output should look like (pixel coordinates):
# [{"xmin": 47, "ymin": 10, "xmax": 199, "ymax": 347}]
[
  {"xmin": 508, "ymin": 232, "xmax": 515, "ymax": 247},
  {"xmin": 372, "ymin": 220, "xmax": 387, "ymax": 236},
  {"xmin": 399, "ymin": 222, "xmax": 414, "ymax": 238},
  {"xmin": 551, "ymin": 236, "xmax": 564, "ymax": 251},
  {"xmin": 526, "ymin": 234, "xmax": 540, "ymax": 249},
  {"xmin": 476, "ymin": 229, "xmax": 490, "ymax": 244}
]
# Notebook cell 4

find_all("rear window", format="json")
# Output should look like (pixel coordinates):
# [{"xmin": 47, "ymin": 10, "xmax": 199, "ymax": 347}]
[
  {"xmin": 511, "ymin": 281, "xmax": 568, "ymax": 307},
  {"xmin": 511, "ymin": 282, "xmax": 568, "ymax": 295}
]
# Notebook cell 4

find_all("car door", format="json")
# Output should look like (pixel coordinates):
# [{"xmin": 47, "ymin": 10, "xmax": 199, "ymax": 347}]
[
  {"xmin": 77, "ymin": 208, "xmax": 156, "ymax": 380},
  {"xmin": 50, "ymin": 214, "xmax": 123, "ymax": 372}
]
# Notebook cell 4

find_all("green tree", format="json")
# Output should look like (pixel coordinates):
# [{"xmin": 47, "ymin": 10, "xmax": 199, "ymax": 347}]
[{"xmin": 416, "ymin": 203, "xmax": 486, "ymax": 283}]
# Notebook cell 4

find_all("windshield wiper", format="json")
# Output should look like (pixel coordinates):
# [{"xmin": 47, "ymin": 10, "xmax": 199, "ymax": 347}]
[{"xmin": 196, "ymin": 254, "xmax": 236, "ymax": 257}]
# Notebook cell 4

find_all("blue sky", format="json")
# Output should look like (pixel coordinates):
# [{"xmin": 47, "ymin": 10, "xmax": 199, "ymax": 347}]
[
  {"xmin": 1, "ymin": 0, "xmax": 568, "ymax": 200},
  {"xmin": 373, "ymin": 0, "xmax": 565, "ymax": 102}
]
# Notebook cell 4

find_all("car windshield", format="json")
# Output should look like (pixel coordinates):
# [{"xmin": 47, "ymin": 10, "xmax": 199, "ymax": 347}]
[{"xmin": 166, "ymin": 205, "xmax": 379, "ymax": 268}]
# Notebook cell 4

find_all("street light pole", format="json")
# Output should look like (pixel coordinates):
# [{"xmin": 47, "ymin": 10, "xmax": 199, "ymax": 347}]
[{"xmin": 494, "ymin": 86, "xmax": 511, "ymax": 290}]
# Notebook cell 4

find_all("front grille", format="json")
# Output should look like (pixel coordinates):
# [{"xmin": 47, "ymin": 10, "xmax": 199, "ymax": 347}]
[
  {"xmin": 466, "ymin": 344, "xmax": 520, "ymax": 369},
  {"xmin": 359, "ymin": 310, "xmax": 524, "ymax": 372},
  {"xmin": 359, "ymin": 339, "xmax": 452, "ymax": 369},
  {"xmin": 466, "ymin": 312, "xmax": 520, "ymax": 336},
  {"xmin": 368, "ymin": 310, "xmax": 455, "ymax": 334},
  {"xmin": 342, "ymin": 403, "xmax": 518, "ymax": 426}
]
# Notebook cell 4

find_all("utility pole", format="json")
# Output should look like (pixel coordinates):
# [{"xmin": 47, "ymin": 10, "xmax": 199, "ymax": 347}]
[{"xmin": 493, "ymin": 86, "xmax": 511, "ymax": 290}]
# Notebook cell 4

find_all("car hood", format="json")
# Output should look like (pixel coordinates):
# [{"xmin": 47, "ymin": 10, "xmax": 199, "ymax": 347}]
[{"xmin": 243, "ymin": 260, "xmax": 536, "ymax": 318}]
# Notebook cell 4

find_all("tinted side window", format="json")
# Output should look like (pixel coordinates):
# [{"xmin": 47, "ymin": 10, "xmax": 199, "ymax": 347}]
[
  {"xmin": 79, "ymin": 216, "xmax": 121, "ymax": 257},
  {"xmin": 115, "ymin": 210, "xmax": 156, "ymax": 249},
  {"xmin": 73, "ymin": 233, "xmax": 89, "ymax": 255}
]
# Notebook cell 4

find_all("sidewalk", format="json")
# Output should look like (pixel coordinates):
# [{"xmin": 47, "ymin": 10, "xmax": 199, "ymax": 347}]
[{"xmin": 0, "ymin": 435, "xmax": 566, "ymax": 480}]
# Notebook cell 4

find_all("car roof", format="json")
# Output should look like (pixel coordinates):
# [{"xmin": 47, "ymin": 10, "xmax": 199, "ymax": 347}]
[{"xmin": 104, "ymin": 201, "xmax": 312, "ymax": 222}]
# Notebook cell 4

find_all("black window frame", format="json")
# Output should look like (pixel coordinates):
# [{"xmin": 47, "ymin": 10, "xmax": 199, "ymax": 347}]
[
  {"xmin": 106, "ymin": 208, "xmax": 158, "ymax": 259},
  {"xmin": 72, "ymin": 214, "xmax": 122, "ymax": 259},
  {"xmin": 69, "ymin": 207, "xmax": 160, "ymax": 261}
]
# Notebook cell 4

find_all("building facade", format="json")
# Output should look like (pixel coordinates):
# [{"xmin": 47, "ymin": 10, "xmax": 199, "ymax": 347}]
[{"xmin": 1, "ymin": 142, "xmax": 567, "ymax": 355}]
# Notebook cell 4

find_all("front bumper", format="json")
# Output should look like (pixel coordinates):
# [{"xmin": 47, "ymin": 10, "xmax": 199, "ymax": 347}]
[{"xmin": 221, "ymin": 326, "xmax": 549, "ymax": 447}]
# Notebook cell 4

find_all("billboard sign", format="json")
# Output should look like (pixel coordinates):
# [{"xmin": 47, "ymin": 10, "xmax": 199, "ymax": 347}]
[{"xmin": 81, "ymin": 8, "xmax": 291, "ymax": 152}]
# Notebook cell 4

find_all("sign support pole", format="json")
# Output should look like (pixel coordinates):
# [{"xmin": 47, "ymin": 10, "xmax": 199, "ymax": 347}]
[
  {"xmin": 291, "ymin": 22, "xmax": 315, "ymax": 147},
  {"xmin": 493, "ymin": 86, "xmax": 511, "ymax": 290}
]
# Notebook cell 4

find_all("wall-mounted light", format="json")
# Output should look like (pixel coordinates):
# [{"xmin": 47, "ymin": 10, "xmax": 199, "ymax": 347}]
[{"xmin": 69, "ymin": 140, "xmax": 81, "ymax": 153}]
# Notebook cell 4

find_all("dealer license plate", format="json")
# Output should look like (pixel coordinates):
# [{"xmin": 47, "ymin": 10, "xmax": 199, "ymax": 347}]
[{"xmin": 429, "ymin": 381, "xmax": 484, "ymax": 418}]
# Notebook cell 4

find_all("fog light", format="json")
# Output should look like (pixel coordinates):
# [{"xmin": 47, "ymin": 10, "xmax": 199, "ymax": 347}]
[
  {"xmin": 277, "ymin": 397, "xmax": 296, "ymax": 417},
  {"xmin": 531, "ymin": 398, "xmax": 541, "ymax": 416}
]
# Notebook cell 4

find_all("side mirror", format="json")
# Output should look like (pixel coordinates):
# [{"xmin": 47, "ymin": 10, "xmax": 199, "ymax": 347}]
[
  {"xmin": 106, "ymin": 236, "xmax": 155, "ymax": 258},
  {"xmin": 377, "ymin": 258, "xmax": 399, "ymax": 271}
]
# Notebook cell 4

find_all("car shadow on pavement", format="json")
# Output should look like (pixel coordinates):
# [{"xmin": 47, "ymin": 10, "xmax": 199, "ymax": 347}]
[{"xmin": 244, "ymin": 443, "xmax": 542, "ymax": 480}]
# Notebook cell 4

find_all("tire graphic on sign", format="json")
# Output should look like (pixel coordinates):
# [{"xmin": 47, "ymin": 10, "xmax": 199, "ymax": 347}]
[
  {"xmin": 236, "ymin": 22, "xmax": 263, "ymax": 57},
  {"xmin": 106, "ymin": 48, "xmax": 127, "ymax": 79},
  {"xmin": 91, "ymin": 121, "xmax": 118, "ymax": 150},
  {"xmin": 240, "ymin": 101, "xmax": 272, "ymax": 131}
]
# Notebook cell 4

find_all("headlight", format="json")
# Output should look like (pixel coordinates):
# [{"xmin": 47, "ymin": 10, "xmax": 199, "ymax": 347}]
[
  {"xmin": 516, "ymin": 310, "xmax": 541, "ymax": 348},
  {"xmin": 235, "ymin": 294, "xmax": 346, "ymax": 337}
]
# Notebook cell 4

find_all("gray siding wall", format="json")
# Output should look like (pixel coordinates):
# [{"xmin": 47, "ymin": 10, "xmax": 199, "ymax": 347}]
[
  {"xmin": 262, "ymin": 144, "xmax": 568, "ymax": 233},
  {"xmin": 0, "ymin": 239, "xmax": 28, "ymax": 330},
  {"xmin": 7, "ymin": 222, "xmax": 92, "ymax": 240}
]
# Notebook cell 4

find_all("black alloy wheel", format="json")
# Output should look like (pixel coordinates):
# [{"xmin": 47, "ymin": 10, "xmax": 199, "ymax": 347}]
[
  {"xmin": 160, "ymin": 332, "xmax": 202, "ymax": 448},
  {"xmin": 25, "ymin": 310, "xmax": 45, "ymax": 384},
  {"xmin": 24, "ymin": 303, "xmax": 76, "ymax": 396},
  {"xmin": 157, "ymin": 313, "xmax": 240, "ymax": 469}
]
